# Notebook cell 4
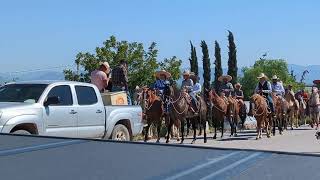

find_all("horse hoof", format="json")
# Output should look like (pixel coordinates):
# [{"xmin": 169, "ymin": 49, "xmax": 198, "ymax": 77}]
[
  {"xmin": 191, "ymin": 140, "xmax": 196, "ymax": 144},
  {"xmin": 166, "ymin": 140, "xmax": 170, "ymax": 143},
  {"xmin": 180, "ymin": 141, "xmax": 184, "ymax": 144},
  {"xmin": 213, "ymin": 136, "xmax": 217, "ymax": 139},
  {"xmin": 156, "ymin": 140, "xmax": 160, "ymax": 143},
  {"xmin": 256, "ymin": 137, "xmax": 259, "ymax": 140},
  {"xmin": 204, "ymin": 139, "xmax": 207, "ymax": 143},
  {"xmin": 176, "ymin": 138, "xmax": 181, "ymax": 142},
  {"xmin": 234, "ymin": 134, "xmax": 238, "ymax": 137}
]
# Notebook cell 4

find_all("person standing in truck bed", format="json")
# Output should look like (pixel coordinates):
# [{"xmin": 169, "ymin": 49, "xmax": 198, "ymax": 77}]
[
  {"xmin": 90, "ymin": 62, "xmax": 110, "ymax": 92},
  {"xmin": 111, "ymin": 60, "xmax": 132, "ymax": 105}
]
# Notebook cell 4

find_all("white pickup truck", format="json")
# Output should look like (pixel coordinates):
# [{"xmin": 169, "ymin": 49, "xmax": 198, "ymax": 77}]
[{"xmin": 0, "ymin": 81, "xmax": 144, "ymax": 141}]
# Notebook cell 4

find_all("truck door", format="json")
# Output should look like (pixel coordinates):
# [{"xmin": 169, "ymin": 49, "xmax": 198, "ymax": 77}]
[
  {"xmin": 75, "ymin": 85, "xmax": 105, "ymax": 138},
  {"xmin": 44, "ymin": 85, "xmax": 77, "ymax": 137}
]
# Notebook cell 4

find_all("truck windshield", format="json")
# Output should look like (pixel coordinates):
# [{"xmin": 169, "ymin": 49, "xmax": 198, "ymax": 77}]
[{"xmin": 0, "ymin": 84, "xmax": 48, "ymax": 103}]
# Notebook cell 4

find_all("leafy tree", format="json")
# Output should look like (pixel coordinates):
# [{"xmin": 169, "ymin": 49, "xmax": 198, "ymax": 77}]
[
  {"xmin": 159, "ymin": 56, "xmax": 182, "ymax": 80},
  {"xmin": 240, "ymin": 59, "xmax": 304, "ymax": 99},
  {"xmin": 227, "ymin": 30, "xmax": 238, "ymax": 84},
  {"xmin": 213, "ymin": 41, "xmax": 223, "ymax": 90},
  {"xmin": 201, "ymin": 40, "xmax": 211, "ymax": 95},
  {"xmin": 64, "ymin": 36, "xmax": 158, "ymax": 90},
  {"xmin": 189, "ymin": 41, "xmax": 199, "ymax": 76}
]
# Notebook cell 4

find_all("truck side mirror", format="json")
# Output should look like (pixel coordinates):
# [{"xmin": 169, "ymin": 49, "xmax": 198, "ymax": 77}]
[{"xmin": 44, "ymin": 96, "xmax": 60, "ymax": 106}]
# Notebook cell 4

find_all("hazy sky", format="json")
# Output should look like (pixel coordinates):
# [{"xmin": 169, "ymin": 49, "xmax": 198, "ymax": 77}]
[{"xmin": 1, "ymin": 0, "xmax": 319, "ymax": 73}]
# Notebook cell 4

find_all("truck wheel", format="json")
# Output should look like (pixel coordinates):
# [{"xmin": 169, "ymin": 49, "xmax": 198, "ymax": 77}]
[
  {"xmin": 12, "ymin": 130, "xmax": 31, "ymax": 135},
  {"xmin": 111, "ymin": 124, "xmax": 130, "ymax": 141}
]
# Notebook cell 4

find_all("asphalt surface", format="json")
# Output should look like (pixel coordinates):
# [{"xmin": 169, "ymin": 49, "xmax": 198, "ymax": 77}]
[{"xmin": 0, "ymin": 134, "xmax": 320, "ymax": 180}]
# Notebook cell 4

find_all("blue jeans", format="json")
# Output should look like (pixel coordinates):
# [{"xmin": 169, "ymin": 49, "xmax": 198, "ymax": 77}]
[
  {"xmin": 266, "ymin": 95, "xmax": 274, "ymax": 113},
  {"xmin": 112, "ymin": 86, "xmax": 132, "ymax": 105},
  {"xmin": 189, "ymin": 93, "xmax": 197, "ymax": 108}
]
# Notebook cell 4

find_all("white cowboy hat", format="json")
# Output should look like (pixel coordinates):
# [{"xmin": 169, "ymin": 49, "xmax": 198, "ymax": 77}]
[
  {"xmin": 155, "ymin": 70, "xmax": 171, "ymax": 79},
  {"xmin": 257, "ymin": 73, "xmax": 268, "ymax": 79},
  {"xmin": 218, "ymin": 75, "xmax": 232, "ymax": 82},
  {"xmin": 183, "ymin": 70, "xmax": 191, "ymax": 76},
  {"xmin": 99, "ymin": 61, "xmax": 110, "ymax": 68},
  {"xmin": 234, "ymin": 83, "xmax": 242, "ymax": 88},
  {"xmin": 272, "ymin": 75, "xmax": 279, "ymax": 80}
]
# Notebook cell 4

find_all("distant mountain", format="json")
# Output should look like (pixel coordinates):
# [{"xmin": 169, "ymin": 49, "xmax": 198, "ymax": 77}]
[
  {"xmin": 0, "ymin": 64, "xmax": 318, "ymax": 85},
  {"xmin": 0, "ymin": 71, "xmax": 64, "ymax": 84}
]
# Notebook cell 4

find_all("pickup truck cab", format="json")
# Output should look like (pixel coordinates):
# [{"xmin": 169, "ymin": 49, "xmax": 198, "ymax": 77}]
[{"xmin": 0, "ymin": 81, "xmax": 144, "ymax": 141}]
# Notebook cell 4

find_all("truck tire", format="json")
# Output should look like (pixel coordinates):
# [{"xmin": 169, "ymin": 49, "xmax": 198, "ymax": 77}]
[
  {"xmin": 111, "ymin": 124, "xmax": 130, "ymax": 141},
  {"xmin": 12, "ymin": 130, "xmax": 31, "ymax": 135}
]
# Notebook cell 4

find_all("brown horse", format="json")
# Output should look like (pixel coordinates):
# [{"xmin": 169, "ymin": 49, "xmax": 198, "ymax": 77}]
[
  {"xmin": 309, "ymin": 88, "xmax": 320, "ymax": 129},
  {"xmin": 227, "ymin": 97, "xmax": 240, "ymax": 137},
  {"xmin": 209, "ymin": 89, "xmax": 228, "ymax": 139},
  {"xmin": 249, "ymin": 94, "xmax": 271, "ymax": 140},
  {"xmin": 164, "ymin": 84, "xmax": 208, "ymax": 144},
  {"xmin": 285, "ymin": 90, "xmax": 299, "ymax": 130},
  {"xmin": 143, "ymin": 88, "xmax": 163, "ymax": 143},
  {"xmin": 271, "ymin": 93, "xmax": 288, "ymax": 135}
]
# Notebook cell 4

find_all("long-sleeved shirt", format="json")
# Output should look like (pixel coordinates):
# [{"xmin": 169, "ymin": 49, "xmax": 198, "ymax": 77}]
[
  {"xmin": 154, "ymin": 79, "xmax": 166, "ymax": 91},
  {"xmin": 219, "ymin": 82, "xmax": 234, "ymax": 96},
  {"xmin": 192, "ymin": 83, "xmax": 201, "ymax": 94},
  {"xmin": 181, "ymin": 79, "xmax": 194, "ymax": 92},
  {"xmin": 255, "ymin": 81, "xmax": 272, "ymax": 95},
  {"xmin": 272, "ymin": 82, "xmax": 285, "ymax": 96}
]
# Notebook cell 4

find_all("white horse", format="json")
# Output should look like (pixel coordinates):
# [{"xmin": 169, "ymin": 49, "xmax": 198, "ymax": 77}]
[{"xmin": 309, "ymin": 87, "xmax": 320, "ymax": 129}]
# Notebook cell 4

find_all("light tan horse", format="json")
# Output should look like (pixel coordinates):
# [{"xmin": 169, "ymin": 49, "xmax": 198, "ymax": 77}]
[
  {"xmin": 285, "ymin": 90, "xmax": 300, "ymax": 130},
  {"xmin": 249, "ymin": 94, "xmax": 271, "ymax": 140},
  {"xmin": 309, "ymin": 88, "xmax": 320, "ymax": 129}
]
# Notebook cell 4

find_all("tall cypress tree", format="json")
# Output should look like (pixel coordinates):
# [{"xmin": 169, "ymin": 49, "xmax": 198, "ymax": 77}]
[
  {"xmin": 189, "ymin": 41, "xmax": 199, "ymax": 76},
  {"xmin": 201, "ymin": 40, "xmax": 211, "ymax": 96},
  {"xmin": 227, "ymin": 30, "xmax": 238, "ymax": 84},
  {"xmin": 214, "ymin": 41, "xmax": 223, "ymax": 90}
]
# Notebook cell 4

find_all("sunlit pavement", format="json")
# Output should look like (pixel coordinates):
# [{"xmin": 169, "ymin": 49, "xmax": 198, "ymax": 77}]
[
  {"xmin": 0, "ymin": 127, "xmax": 319, "ymax": 180},
  {"xmin": 146, "ymin": 125, "xmax": 320, "ymax": 155}
]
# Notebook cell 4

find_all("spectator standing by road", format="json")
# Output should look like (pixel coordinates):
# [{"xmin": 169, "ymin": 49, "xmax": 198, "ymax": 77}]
[
  {"xmin": 111, "ymin": 60, "xmax": 132, "ymax": 105},
  {"xmin": 90, "ymin": 62, "xmax": 110, "ymax": 92}
]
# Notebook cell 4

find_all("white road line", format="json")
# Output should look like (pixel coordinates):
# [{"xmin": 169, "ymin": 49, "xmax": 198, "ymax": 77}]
[
  {"xmin": 199, "ymin": 152, "xmax": 263, "ymax": 180},
  {"xmin": 0, "ymin": 140, "xmax": 85, "ymax": 156},
  {"xmin": 164, "ymin": 151, "xmax": 241, "ymax": 180}
]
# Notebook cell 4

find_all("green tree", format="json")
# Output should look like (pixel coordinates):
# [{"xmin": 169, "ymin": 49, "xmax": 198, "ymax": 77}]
[
  {"xmin": 240, "ymin": 59, "xmax": 305, "ymax": 99},
  {"xmin": 201, "ymin": 40, "xmax": 211, "ymax": 95},
  {"xmin": 227, "ymin": 30, "xmax": 238, "ymax": 84},
  {"xmin": 213, "ymin": 41, "xmax": 223, "ymax": 90},
  {"xmin": 64, "ymin": 35, "xmax": 159, "ymax": 91},
  {"xmin": 159, "ymin": 56, "xmax": 182, "ymax": 80},
  {"xmin": 189, "ymin": 41, "xmax": 199, "ymax": 76}
]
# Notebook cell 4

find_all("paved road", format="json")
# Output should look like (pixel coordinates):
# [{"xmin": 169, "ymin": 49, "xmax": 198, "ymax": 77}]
[
  {"xmin": 147, "ymin": 125, "xmax": 320, "ymax": 155},
  {"xmin": 0, "ymin": 133, "xmax": 320, "ymax": 180}
]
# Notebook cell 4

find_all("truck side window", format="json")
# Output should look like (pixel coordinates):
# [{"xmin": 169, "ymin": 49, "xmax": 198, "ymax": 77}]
[
  {"xmin": 75, "ymin": 86, "xmax": 98, "ymax": 105},
  {"xmin": 47, "ymin": 85, "xmax": 73, "ymax": 106}
]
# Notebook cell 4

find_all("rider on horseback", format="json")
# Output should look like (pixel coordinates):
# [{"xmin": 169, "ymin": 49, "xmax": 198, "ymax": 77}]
[
  {"xmin": 233, "ymin": 82, "xmax": 244, "ymax": 105},
  {"xmin": 218, "ymin": 75, "xmax": 234, "ymax": 103},
  {"xmin": 271, "ymin": 75, "xmax": 285, "ymax": 97},
  {"xmin": 255, "ymin": 73, "xmax": 275, "ymax": 115},
  {"xmin": 181, "ymin": 70, "xmax": 197, "ymax": 113},
  {"xmin": 154, "ymin": 70, "xmax": 171, "ymax": 98}
]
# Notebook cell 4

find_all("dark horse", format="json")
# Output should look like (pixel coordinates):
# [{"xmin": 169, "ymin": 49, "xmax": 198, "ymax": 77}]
[
  {"xmin": 209, "ymin": 89, "xmax": 228, "ymax": 139},
  {"xmin": 143, "ymin": 88, "xmax": 163, "ymax": 143},
  {"xmin": 164, "ymin": 83, "xmax": 207, "ymax": 144}
]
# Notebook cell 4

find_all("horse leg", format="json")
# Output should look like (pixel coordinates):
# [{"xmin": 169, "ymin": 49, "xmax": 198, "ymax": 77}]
[
  {"xmin": 180, "ymin": 118, "xmax": 185, "ymax": 144},
  {"xmin": 213, "ymin": 112, "xmax": 217, "ymax": 139},
  {"xmin": 191, "ymin": 118, "xmax": 197, "ymax": 144},
  {"xmin": 272, "ymin": 116, "xmax": 276, "ymax": 136},
  {"xmin": 229, "ymin": 116, "xmax": 233, "ymax": 137},
  {"xmin": 144, "ymin": 123, "xmax": 150, "ymax": 142},
  {"xmin": 198, "ymin": 118, "xmax": 203, "ymax": 136},
  {"xmin": 203, "ymin": 118, "xmax": 207, "ymax": 143},
  {"xmin": 221, "ymin": 117, "xmax": 225, "ymax": 138},
  {"xmin": 186, "ymin": 118, "xmax": 190, "ymax": 137},
  {"xmin": 256, "ymin": 121, "xmax": 260, "ymax": 140},
  {"xmin": 156, "ymin": 119, "xmax": 161, "ymax": 143},
  {"xmin": 166, "ymin": 117, "xmax": 173, "ymax": 143}
]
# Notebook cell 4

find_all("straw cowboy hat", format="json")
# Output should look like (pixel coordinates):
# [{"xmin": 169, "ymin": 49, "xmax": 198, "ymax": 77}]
[
  {"xmin": 218, "ymin": 75, "xmax": 232, "ymax": 82},
  {"xmin": 183, "ymin": 70, "xmax": 191, "ymax": 76},
  {"xmin": 99, "ymin": 61, "xmax": 110, "ymax": 68},
  {"xmin": 257, "ymin": 73, "xmax": 268, "ymax": 79},
  {"xmin": 155, "ymin": 70, "xmax": 171, "ymax": 79},
  {"xmin": 234, "ymin": 83, "xmax": 242, "ymax": 88},
  {"xmin": 272, "ymin": 75, "xmax": 279, "ymax": 80}
]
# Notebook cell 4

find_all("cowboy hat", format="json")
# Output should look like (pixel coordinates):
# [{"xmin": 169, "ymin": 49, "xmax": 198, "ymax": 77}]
[
  {"xmin": 155, "ymin": 70, "xmax": 171, "ymax": 79},
  {"xmin": 218, "ymin": 75, "xmax": 232, "ymax": 82},
  {"xmin": 257, "ymin": 73, "xmax": 268, "ymax": 79},
  {"xmin": 234, "ymin": 83, "xmax": 242, "ymax": 88},
  {"xmin": 99, "ymin": 61, "xmax": 110, "ymax": 68},
  {"xmin": 183, "ymin": 70, "xmax": 191, "ymax": 76},
  {"xmin": 272, "ymin": 75, "xmax": 279, "ymax": 80}
]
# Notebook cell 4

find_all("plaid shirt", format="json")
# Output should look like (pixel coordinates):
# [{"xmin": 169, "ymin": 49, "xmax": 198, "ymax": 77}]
[{"xmin": 111, "ymin": 65, "xmax": 128, "ymax": 88}]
